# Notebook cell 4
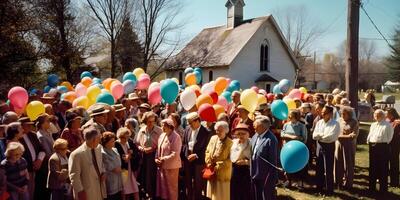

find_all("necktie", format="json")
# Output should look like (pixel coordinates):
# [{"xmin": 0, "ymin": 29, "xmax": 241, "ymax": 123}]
[{"xmin": 91, "ymin": 149, "xmax": 101, "ymax": 177}]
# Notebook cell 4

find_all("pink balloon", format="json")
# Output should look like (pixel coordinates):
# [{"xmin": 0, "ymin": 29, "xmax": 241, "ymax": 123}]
[
  {"xmin": 288, "ymin": 89, "xmax": 302, "ymax": 99},
  {"xmin": 148, "ymin": 86, "xmax": 162, "ymax": 105},
  {"xmin": 259, "ymin": 89, "xmax": 267, "ymax": 95},
  {"xmin": 226, "ymin": 78, "xmax": 231, "ymax": 85},
  {"xmin": 8, "ymin": 86, "xmax": 28, "ymax": 109},
  {"xmin": 251, "ymin": 86, "xmax": 259, "ymax": 93},
  {"xmin": 136, "ymin": 74, "xmax": 151, "ymax": 90},
  {"xmin": 111, "ymin": 82, "xmax": 124, "ymax": 100},
  {"xmin": 75, "ymin": 83, "xmax": 87, "ymax": 97},
  {"xmin": 217, "ymin": 96, "xmax": 228, "ymax": 110}
]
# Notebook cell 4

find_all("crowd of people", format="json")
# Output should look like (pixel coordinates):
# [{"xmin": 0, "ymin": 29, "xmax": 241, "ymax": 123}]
[{"xmin": 0, "ymin": 86, "xmax": 399, "ymax": 200}]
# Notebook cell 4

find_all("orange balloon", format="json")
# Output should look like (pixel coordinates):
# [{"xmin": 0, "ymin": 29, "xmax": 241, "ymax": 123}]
[
  {"xmin": 196, "ymin": 94, "xmax": 213, "ymax": 109},
  {"xmin": 63, "ymin": 91, "xmax": 77, "ymax": 103},
  {"xmin": 103, "ymin": 78, "xmax": 116, "ymax": 90},
  {"xmin": 81, "ymin": 77, "xmax": 93, "ymax": 88},
  {"xmin": 60, "ymin": 81, "xmax": 73, "ymax": 91},
  {"xmin": 213, "ymin": 104, "xmax": 225, "ymax": 118},
  {"xmin": 185, "ymin": 73, "xmax": 196, "ymax": 86},
  {"xmin": 214, "ymin": 77, "xmax": 228, "ymax": 95}
]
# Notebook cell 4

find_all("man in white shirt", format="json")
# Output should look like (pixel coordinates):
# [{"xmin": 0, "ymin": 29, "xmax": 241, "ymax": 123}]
[
  {"xmin": 367, "ymin": 109, "xmax": 394, "ymax": 193},
  {"xmin": 313, "ymin": 106, "xmax": 340, "ymax": 195}
]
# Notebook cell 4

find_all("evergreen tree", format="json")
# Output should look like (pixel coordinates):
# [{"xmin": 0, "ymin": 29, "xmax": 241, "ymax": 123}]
[{"xmin": 386, "ymin": 24, "xmax": 400, "ymax": 82}]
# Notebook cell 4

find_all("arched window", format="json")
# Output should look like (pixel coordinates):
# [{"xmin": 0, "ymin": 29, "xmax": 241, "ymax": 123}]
[
  {"xmin": 178, "ymin": 71, "xmax": 183, "ymax": 85},
  {"xmin": 209, "ymin": 70, "xmax": 213, "ymax": 81},
  {"xmin": 260, "ymin": 40, "xmax": 269, "ymax": 71}
]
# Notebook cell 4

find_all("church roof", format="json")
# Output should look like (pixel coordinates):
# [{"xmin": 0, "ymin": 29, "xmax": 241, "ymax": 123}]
[
  {"xmin": 255, "ymin": 74, "xmax": 279, "ymax": 82},
  {"xmin": 168, "ymin": 15, "xmax": 299, "ymax": 70}
]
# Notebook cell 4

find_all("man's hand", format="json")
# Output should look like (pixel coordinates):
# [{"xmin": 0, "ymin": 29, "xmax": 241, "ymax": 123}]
[
  {"xmin": 33, "ymin": 159, "xmax": 43, "ymax": 171},
  {"xmin": 187, "ymin": 154, "xmax": 197, "ymax": 162},
  {"xmin": 155, "ymin": 158, "xmax": 163, "ymax": 166}
]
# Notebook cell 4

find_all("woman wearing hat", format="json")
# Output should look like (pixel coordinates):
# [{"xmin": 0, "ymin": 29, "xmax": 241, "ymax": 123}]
[
  {"xmin": 60, "ymin": 110, "xmax": 83, "ymax": 152},
  {"xmin": 230, "ymin": 123, "xmax": 251, "ymax": 200},
  {"xmin": 155, "ymin": 119, "xmax": 182, "ymax": 200}
]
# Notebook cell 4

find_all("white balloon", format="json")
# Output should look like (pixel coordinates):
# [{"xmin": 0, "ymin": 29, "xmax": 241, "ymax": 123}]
[
  {"xmin": 201, "ymin": 82, "xmax": 215, "ymax": 94},
  {"xmin": 180, "ymin": 88, "xmax": 197, "ymax": 111}
]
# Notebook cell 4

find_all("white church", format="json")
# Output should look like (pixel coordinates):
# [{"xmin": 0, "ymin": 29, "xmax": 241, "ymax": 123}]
[{"xmin": 166, "ymin": 0, "xmax": 298, "ymax": 92}]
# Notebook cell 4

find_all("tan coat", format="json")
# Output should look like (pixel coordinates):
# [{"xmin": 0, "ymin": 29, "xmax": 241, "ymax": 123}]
[
  {"xmin": 47, "ymin": 153, "xmax": 69, "ymax": 190},
  {"xmin": 68, "ymin": 143, "xmax": 106, "ymax": 200},
  {"xmin": 205, "ymin": 135, "xmax": 233, "ymax": 181}
]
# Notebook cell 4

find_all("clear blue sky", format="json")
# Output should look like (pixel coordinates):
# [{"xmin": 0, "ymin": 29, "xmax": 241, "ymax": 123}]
[{"xmin": 178, "ymin": 0, "xmax": 400, "ymax": 58}]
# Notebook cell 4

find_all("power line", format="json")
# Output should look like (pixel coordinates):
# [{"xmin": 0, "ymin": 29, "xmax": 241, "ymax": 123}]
[
  {"xmin": 360, "ymin": 37, "xmax": 397, "ymax": 41},
  {"xmin": 360, "ymin": 2, "xmax": 399, "ymax": 54}
]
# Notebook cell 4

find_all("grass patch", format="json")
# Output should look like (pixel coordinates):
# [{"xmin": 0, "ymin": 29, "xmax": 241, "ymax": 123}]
[{"xmin": 358, "ymin": 92, "xmax": 400, "ymax": 102}]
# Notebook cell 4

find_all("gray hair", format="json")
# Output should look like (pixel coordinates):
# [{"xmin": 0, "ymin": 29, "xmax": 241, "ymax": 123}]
[
  {"xmin": 83, "ymin": 127, "xmax": 100, "ymax": 141},
  {"xmin": 254, "ymin": 115, "xmax": 271, "ymax": 128},
  {"xmin": 374, "ymin": 109, "xmax": 386, "ymax": 118},
  {"xmin": 214, "ymin": 121, "xmax": 229, "ymax": 133},
  {"xmin": 117, "ymin": 127, "xmax": 131, "ymax": 138},
  {"xmin": 5, "ymin": 142, "xmax": 24, "ymax": 157}
]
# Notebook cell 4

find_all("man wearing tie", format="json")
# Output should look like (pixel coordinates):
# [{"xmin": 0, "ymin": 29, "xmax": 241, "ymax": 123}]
[{"xmin": 250, "ymin": 115, "xmax": 278, "ymax": 200}]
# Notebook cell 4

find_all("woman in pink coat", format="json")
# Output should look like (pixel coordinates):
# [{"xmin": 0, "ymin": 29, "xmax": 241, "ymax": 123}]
[{"xmin": 155, "ymin": 119, "xmax": 182, "ymax": 200}]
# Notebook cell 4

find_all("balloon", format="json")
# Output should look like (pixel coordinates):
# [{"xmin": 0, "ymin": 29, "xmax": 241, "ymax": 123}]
[
  {"xmin": 188, "ymin": 85, "xmax": 201, "ymax": 97},
  {"xmin": 221, "ymin": 91, "xmax": 232, "ymax": 103},
  {"xmin": 198, "ymin": 103, "xmax": 216, "ymax": 122},
  {"xmin": 96, "ymin": 92, "xmax": 115, "ymax": 105},
  {"xmin": 240, "ymin": 89, "xmax": 258, "ymax": 113},
  {"xmin": 73, "ymin": 96, "xmax": 89, "ymax": 109},
  {"xmin": 288, "ymin": 89, "xmax": 302, "ymax": 99},
  {"xmin": 213, "ymin": 104, "xmax": 225, "ymax": 118},
  {"xmin": 266, "ymin": 93, "xmax": 275, "ymax": 102},
  {"xmin": 47, "ymin": 74, "xmax": 59, "ymax": 87},
  {"xmin": 123, "ymin": 72, "xmax": 137, "ymax": 83},
  {"xmin": 180, "ymin": 89, "xmax": 197, "ymax": 111},
  {"xmin": 102, "ymin": 78, "xmax": 114, "ymax": 90},
  {"xmin": 207, "ymin": 91, "xmax": 218, "ymax": 104},
  {"xmin": 160, "ymin": 79, "xmax": 179, "ymax": 104},
  {"xmin": 251, "ymin": 86, "xmax": 259, "ymax": 93},
  {"xmin": 214, "ymin": 77, "xmax": 228, "ymax": 95},
  {"xmin": 185, "ymin": 73, "xmax": 196, "ymax": 86},
  {"xmin": 280, "ymin": 141, "xmax": 309, "ymax": 173},
  {"xmin": 148, "ymin": 82, "xmax": 160, "ymax": 92},
  {"xmin": 93, "ymin": 77, "xmax": 102, "ymax": 84},
  {"xmin": 201, "ymin": 82, "xmax": 215, "ymax": 94},
  {"xmin": 259, "ymin": 89, "xmax": 267, "ymax": 96},
  {"xmin": 299, "ymin": 87, "xmax": 307, "ymax": 94},
  {"xmin": 184, "ymin": 67, "xmax": 194, "ymax": 75},
  {"xmin": 8, "ymin": 86, "xmax": 29, "ymax": 109},
  {"xmin": 123, "ymin": 80, "xmax": 136, "ymax": 95},
  {"xmin": 87, "ymin": 85, "xmax": 101, "ymax": 102},
  {"xmin": 29, "ymin": 88, "xmax": 38, "ymax": 96},
  {"xmin": 283, "ymin": 98, "xmax": 296, "ymax": 110},
  {"xmin": 62, "ymin": 91, "xmax": 77, "ymax": 103},
  {"xmin": 48, "ymin": 88, "xmax": 58, "ymax": 97},
  {"xmin": 271, "ymin": 100, "xmax": 289, "ymax": 120},
  {"xmin": 75, "ymin": 83, "xmax": 87, "ymax": 97},
  {"xmin": 148, "ymin": 86, "xmax": 162, "ymax": 105},
  {"xmin": 194, "ymin": 70, "xmax": 202, "ymax": 84},
  {"xmin": 60, "ymin": 81, "xmax": 73, "ymax": 91},
  {"xmin": 257, "ymin": 94, "xmax": 267, "ymax": 106},
  {"xmin": 136, "ymin": 74, "xmax": 151, "ymax": 90},
  {"xmin": 26, "ymin": 101, "xmax": 45, "ymax": 121},
  {"xmin": 133, "ymin": 68, "xmax": 145, "ymax": 78},
  {"xmin": 227, "ymin": 80, "xmax": 240, "ymax": 92},
  {"xmin": 193, "ymin": 67, "xmax": 202, "ymax": 73},
  {"xmin": 44, "ymin": 85, "xmax": 51, "ymax": 93},
  {"xmin": 110, "ymin": 81, "xmax": 124, "ymax": 100},
  {"xmin": 81, "ymin": 77, "xmax": 92, "ymax": 88},
  {"xmin": 57, "ymin": 86, "xmax": 68, "ymax": 94},
  {"xmin": 80, "ymin": 71, "xmax": 93, "ymax": 79},
  {"xmin": 278, "ymin": 79, "xmax": 291, "ymax": 93},
  {"xmin": 196, "ymin": 94, "xmax": 213, "ymax": 109},
  {"xmin": 273, "ymin": 84, "xmax": 282, "ymax": 94}
]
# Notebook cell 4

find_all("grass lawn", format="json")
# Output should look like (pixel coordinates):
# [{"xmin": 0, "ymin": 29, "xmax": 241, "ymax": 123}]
[
  {"xmin": 276, "ymin": 124, "xmax": 400, "ymax": 199},
  {"xmin": 358, "ymin": 92, "xmax": 400, "ymax": 102}
]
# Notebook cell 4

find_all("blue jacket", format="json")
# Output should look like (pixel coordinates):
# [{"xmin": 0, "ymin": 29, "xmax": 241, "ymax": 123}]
[{"xmin": 250, "ymin": 130, "xmax": 278, "ymax": 182}]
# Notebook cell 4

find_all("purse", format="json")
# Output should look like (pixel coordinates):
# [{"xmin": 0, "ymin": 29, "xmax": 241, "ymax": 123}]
[{"xmin": 202, "ymin": 138, "xmax": 219, "ymax": 180}]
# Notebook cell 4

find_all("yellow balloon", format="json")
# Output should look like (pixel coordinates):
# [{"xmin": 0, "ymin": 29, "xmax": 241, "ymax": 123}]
[
  {"xmin": 185, "ymin": 73, "xmax": 196, "ymax": 86},
  {"xmin": 299, "ymin": 87, "xmax": 307, "ymax": 94},
  {"xmin": 284, "ymin": 98, "xmax": 296, "ymax": 110},
  {"xmin": 73, "ymin": 96, "xmax": 89, "ymax": 109},
  {"xmin": 257, "ymin": 94, "xmax": 267, "ymax": 106},
  {"xmin": 133, "ymin": 68, "xmax": 145, "ymax": 78},
  {"xmin": 240, "ymin": 89, "xmax": 258, "ymax": 113},
  {"xmin": 213, "ymin": 104, "xmax": 225, "ymax": 118},
  {"xmin": 87, "ymin": 85, "xmax": 101, "ymax": 102},
  {"xmin": 26, "ymin": 101, "xmax": 45, "ymax": 121},
  {"xmin": 214, "ymin": 77, "xmax": 228, "ymax": 95}
]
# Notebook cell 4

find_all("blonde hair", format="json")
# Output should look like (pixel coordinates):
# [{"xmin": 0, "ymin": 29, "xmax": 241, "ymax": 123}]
[
  {"xmin": 53, "ymin": 138, "xmax": 68, "ymax": 150},
  {"xmin": 117, "ymin": 127, "xmax": 131, "ymax": 138},
  {"xmin": 5, "ymin": 142, "xmax": 24, "ymax": 157}
]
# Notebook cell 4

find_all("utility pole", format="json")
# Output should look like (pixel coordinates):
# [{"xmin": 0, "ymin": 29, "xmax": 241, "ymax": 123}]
[{"xmin": 346, "ymin": 0, "xmax": 360, "ymax": 113}]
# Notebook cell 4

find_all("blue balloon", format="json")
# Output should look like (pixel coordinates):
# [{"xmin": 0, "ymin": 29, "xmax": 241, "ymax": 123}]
[
  {"xmin": 271, "ymin": 100, "xmax": 288, "ymax": 120},
  {"xmin": 80, "ymin": 71, "xmax": 93, "ymax": 79},
  {"xmin": 226, "ymin": 80, "xmax": 240, "ymax": 92},
  {"xmin": 184, "ymin": 67, "xmax": 194, "ymax": 75},
  {"xmin": 194, "ymin": 70, "xmax": 202, "ymax": 84},
  {"xmin": 123, "ymin": 72, "xmax": 137, "ymax": 83},
  {"xmin": 57, "ymin": 86, "xmax": 68, "ymax": 94},
  {"xmin": 280, "ymin": 140, "xmax": 309, "ymax": 173},
  {"xmin": 92, "ymin": 77, "xmax": 102, "ymax": 84},
  {"xmin": 160, "ymin": 79, "xmax": 179, "ymax": 104},
  {"xmin": 221, "ymin": 91, "xmax": 232, "ymax": 103},
  {"xmin": 29, "ymin": 88, "xmax": 38, "ymax": 96},
  {"xmin": 272, "ymin": 84, "xmax": 282, "ymax": 94},
  {"xmin": 278, "ymin": 79, "xmax": 291, "ymax": 93},
  {"xmin": 44, "ymin": 85, "xmax": 51, "ymax": 93},
  {"xmin": 47, "ymin": 74, "xmax": 59, "ymax": 87},
  {"xmin": 193, "ymin": 67, "xmax": 202, "ymax": 72},
  {"xmin": 123, "ymin": 80, "xmax": 136, "ymax": 95},
  {"xmin": 96, "ymin": 92, "xmax": 115, "ymax": 105}
]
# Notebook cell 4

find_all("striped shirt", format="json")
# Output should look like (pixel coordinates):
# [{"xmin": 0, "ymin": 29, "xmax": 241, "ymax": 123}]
[{"xmin": 0, "ymin": 158, "xmax": 28, "ymax": 191}]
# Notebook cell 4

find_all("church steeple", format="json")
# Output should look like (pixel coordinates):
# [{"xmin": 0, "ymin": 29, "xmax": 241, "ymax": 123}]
[{"xmin": 226, "ymin": 0, "xmax": 245, "ymax": 29}]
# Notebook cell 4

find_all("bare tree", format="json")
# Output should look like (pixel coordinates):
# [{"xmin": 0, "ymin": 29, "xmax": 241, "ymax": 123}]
[
  {"xmin": 134, "ymin": 0, "xmax": 186, "ymax": 78},
  {"xmin": 359, "ymin": 39, "xmax": 377, "ymax": 62},
  {"xmin": 85, "ymin": 0, "xmax": 131, "ymax": 77}
]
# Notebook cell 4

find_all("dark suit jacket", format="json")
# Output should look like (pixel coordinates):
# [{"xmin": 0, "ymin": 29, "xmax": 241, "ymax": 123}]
[
  {"xmin": 250, "ymin": 130, "xmax": 278, "ymax": 182},
  {"xmin": 19, "ymin": 132, "xmax": 45, "ymax": 172},
  {"xmin": 56, "ymin": 112, "xmax": 66, "ymax": 130},
  {"xmin": 115, "ymin": 139, "xmax": 141, "ymax": 171},
  {"xmin": 181, "ymin": 125, "xmax": 211, "ymax": 165}
]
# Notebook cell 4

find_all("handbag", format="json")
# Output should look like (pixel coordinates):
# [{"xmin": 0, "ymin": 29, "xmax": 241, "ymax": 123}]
[{"xmin": 202, "ymin": 137, "xmax": 219, "ymax": 180}]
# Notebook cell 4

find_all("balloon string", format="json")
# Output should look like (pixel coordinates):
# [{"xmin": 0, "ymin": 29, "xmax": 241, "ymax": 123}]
[{"xmin": 259, "ymin": 155, "xmax": 284, "ymax": 172}]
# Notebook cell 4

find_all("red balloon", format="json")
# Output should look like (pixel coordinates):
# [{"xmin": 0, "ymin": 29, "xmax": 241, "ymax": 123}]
[
  {"xmin": 8, "ymin": 86, "xmax": 28, "ymax": 109},
  {"xmin": 207, "ymin": 91, "xmax": 218, "ymax": 104},
  {"xmin": 266, "ymin": 93, "xmax": 275, "ymax": 102},
  {"xmin": 198, "ymin": 103, "xmax": 216, "ymax": 122}
]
